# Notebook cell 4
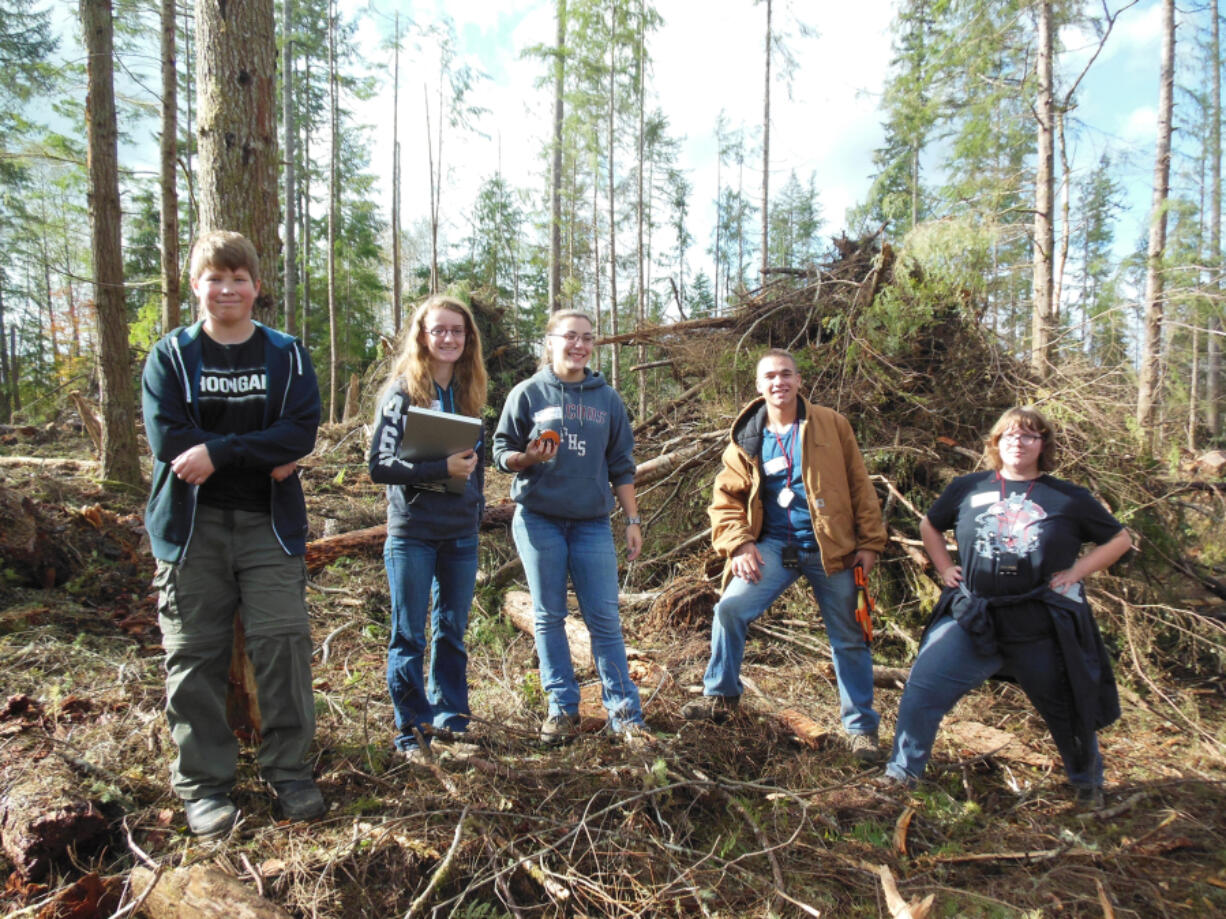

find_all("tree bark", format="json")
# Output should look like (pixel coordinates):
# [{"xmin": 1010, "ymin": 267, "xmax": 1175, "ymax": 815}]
[
  {"xmin": 195, "ymin": 0, "xmax": 280, "ymax": 323},
  {"xmin": 283, "ymin": 0, "xmax": 297, "ymax": 335},
  {"xmin": 160, "ymin": 0, "xmax": 180, "ymax": 333},
  {"xmin": 1137, "ymin": 0, "xmax": 1175, "ymax": 452},
  {"xmin": 130, "ymin": 866, "xmax": 295, "ymax": 919},
  {"xmin": 81, "ymin": 0, "xmax": 142, "ymax": 488},
  {"xmin": 761, "ymin": 0, "xmax": 772, "ymax": 282},
  {"xmin": 1030, "ymin": 0, "xmax": 1055, "ymax": 377}
]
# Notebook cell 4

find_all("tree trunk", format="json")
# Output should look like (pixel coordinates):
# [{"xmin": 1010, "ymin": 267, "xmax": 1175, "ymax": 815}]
[
  {"xmin": 159, "ymin": 0, "xmax": 180, "ymax": 333},
  {"xmin": 1209, "ymin": 0, "xmax": 1222, "ymax": 437},
  {"xmin": 81, "ymin": 0, "xmax": 142, "ymax": 488},
  {"xmin": 195, "ymin": 0, "xmax": 280, "ymax": 323},
  {"xmin": 636, "ymin": 0, "xmax": 646, "ymax": 418},
  {"xmin": 760, "ymin": 0, "xmax": 771, "ymax": 283},
  {"xmin": 1030, "ymin": 0, "xmax": 1055, "ymax": 377},
  {"xmin": 1137, "ymin": 0, "xmax": 1175, "ymax": 451},
  {"xmin": 0, "ymin": 274, "xmax": 10, "ymax": 421},
  {"xmin": 283, "ymin": 0, "xmax": 297, "ymax": 336},
  {"xmin": 391, "ymin": 12, "xmax": 402, "ymax": 332},
  {"xmin": 327, "ymin": 0, "xmax": 339, "ymax": 424},
  {"xmin": 607, "ymin": 1, "xmax": 619, "ymax": 390},
  {"xmin": 549, "ymin": 0, "xmax": 565, "ymax": 312}
]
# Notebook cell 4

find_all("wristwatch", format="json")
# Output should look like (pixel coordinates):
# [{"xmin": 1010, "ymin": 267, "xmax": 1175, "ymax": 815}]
[{"xmin": 625, "ymin": 515, "xmax": 642, "ymax": 526}]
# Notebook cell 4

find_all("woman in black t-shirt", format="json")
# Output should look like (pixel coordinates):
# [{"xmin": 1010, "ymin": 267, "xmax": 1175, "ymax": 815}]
[{"xmin": 881, "ymin": 407, "xmax": 1132, "ymax": 807}]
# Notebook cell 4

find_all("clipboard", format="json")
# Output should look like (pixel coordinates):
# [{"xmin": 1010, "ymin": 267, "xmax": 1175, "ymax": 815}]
[{"xmin": 396, "ymin": 405, "xmax": 482, "ymax": 494}]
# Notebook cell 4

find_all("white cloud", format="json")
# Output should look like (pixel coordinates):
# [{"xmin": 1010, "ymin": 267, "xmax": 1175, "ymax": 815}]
[{"xmin": 1120, "ymin": 105, "xmax": 1157, "ymax": 144}]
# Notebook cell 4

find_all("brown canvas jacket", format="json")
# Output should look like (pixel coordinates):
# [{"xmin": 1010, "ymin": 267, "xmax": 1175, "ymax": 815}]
[{"xmin": 709, "ymin": 396, "xmax": 887, "ymax": 588}]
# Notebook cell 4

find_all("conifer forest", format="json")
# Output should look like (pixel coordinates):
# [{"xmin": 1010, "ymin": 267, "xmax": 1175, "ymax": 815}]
[{"xmin": 3, "ymin": 1, "xmax": 1226, "ymax": 916}]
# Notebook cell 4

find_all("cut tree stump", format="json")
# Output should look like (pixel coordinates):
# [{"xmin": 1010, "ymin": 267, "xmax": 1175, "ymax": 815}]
[
  {"xmin": 0, "ymin": 753, "xmax": 108, "ymax": 880},
  {"xmin": 130, "ymin": 865, "xmax": 295, "ymax": 919}
]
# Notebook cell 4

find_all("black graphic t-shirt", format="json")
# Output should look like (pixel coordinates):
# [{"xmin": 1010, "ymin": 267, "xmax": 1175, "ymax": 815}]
[
  {"xmin": 926, "ymin": 471, "xmax": 1123, "ymax": 598},
  {"xmin": 197, "ymin": 331, "xmax": 272, "ymax": 510}
]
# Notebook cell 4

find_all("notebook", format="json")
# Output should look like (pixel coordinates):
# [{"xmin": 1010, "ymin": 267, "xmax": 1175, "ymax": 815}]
[{"xmin": 396, "ymin": 405, "xmax": 483, "ymax": 494}]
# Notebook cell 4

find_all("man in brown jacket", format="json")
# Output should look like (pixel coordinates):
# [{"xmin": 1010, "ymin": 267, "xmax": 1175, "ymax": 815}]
[{"xmin": 682, "ymin": 349, "xmax": 888, "ymax": 760}]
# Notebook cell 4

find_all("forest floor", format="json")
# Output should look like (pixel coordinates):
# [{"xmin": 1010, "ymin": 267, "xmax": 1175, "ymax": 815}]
[{"xmin": 3, "ymin": 418, "xmax": 1226, "ymax": 919}]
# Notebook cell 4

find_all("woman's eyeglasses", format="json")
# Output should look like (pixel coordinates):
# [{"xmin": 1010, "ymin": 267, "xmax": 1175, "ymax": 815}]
[
  {"xmin": 1000, "ymin": 432, "xmax": 1042, "ymax": 446},
  {"xmin": 427, "ymin": 327, "xmax": 466, "ymax": 339},
  {"xmin": 550, "ymin": 332, "xmax": 596, "ymax": 345}
]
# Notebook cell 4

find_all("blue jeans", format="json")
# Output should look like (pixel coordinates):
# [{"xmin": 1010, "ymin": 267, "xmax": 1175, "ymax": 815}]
[
  {"xmin": 704, "ymin": 539, "xmax": 878, "ymax": 736},
  {"xmin": 384, "ymin": 534, "xmax": 479, "ymax": 750},
  {"xmin": 512, "ymin": 507, "xmax": 643, "ymax": 731},
  {"xmin": 885, "ymin": 614, "xmax": 1103, "ymax": 789}
]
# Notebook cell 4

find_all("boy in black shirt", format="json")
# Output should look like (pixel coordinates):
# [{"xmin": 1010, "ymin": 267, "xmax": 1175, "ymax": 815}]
[{"xmin": 142, "ymin": 231, "xmax": 324, "ymax": 836}]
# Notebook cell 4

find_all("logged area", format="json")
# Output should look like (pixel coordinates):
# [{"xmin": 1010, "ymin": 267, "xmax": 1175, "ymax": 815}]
[{"xmin": 3, "ymin": 243, "xmax": 1226, "ymax": 918}]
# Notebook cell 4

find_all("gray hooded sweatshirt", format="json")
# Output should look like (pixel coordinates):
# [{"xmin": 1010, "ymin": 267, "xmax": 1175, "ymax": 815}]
[{"xmin": 493, "ymin": 367, "xmax": 635, "ymax": 519}]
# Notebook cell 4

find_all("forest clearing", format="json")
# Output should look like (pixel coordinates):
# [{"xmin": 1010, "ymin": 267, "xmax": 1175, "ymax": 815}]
[
  {"xmin": 6, "ymin": 0, "xmax": 1226, "ymax": 915},
  {"xmin": 3, "ymin": 244, "xmax": 1226, "ymax": 918}
]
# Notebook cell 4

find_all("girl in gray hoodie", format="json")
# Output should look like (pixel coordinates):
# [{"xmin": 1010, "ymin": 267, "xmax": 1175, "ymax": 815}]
[{"xmin": 493, "ymin": 310, "xmax": 646, "ymax": 744}]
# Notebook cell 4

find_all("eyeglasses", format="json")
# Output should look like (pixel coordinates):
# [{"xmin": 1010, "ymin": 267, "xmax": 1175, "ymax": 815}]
[
  {"xmin": 427, "ymin": 327, "xmax": 466, "ymax": 339},
  {"xmin": 1000, "ymin": 432, "xmax": 1043, "ymax": 446},
  {"xmin": 550, "ymin": 332, "xmax": 596, "ymax": 345}
]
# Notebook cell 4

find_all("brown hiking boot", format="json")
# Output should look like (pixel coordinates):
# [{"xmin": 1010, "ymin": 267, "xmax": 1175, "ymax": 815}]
[
  {"xmin": 848, "ymin": 731, "xmax": 883, "ymax": 764},
  {"xmin": 540, "ymin": 713, "xmax": 579, "ymax": 746},
  {"xmin": 680, "ymin": 695, "xmax": 740, "ymax": 723}
]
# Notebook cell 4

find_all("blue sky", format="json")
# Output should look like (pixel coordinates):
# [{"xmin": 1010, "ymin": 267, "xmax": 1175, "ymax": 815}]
[
  {"xmin": 348, "ymin": 0, "xmax": 1170, "ymax": 283},
  {"xmin": 34, "ymin": 0, "xmax": 1172, "ymax": 289}
]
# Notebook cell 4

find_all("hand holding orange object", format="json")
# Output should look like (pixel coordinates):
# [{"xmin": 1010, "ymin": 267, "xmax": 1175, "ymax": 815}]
[
  {"xmin": 533, "ymin": 429, "xmax": 561, "ymax": 450},
  {"xmin": 853, "ymin": 563, "xmax": 874, "ymax": 644}
]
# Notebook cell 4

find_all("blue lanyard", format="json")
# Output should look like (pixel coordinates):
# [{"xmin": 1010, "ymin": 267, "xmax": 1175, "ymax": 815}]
[{"xmin": 434, "ymin": 382, "xmax": 454, "ymax": 414}]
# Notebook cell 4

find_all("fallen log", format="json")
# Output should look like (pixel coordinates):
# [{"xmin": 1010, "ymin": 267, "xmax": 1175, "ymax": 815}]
[
  {"xmin": 597, "ymin": 315, "xmax": 735, "ymax": 347},
  {"xmin": 633, "ymin": 434, "xmax": 723, "ymax": 488},
  {"xmin": 633, "ymin": 379, "xmax": 709, "ymax": 435},
  {"xmin": 0, "ymin": 751, "xmax": 108, "ymax": 880},
  {"xmin": 305, "ymin": 434, "xmax": 716, "ymax": 573},
  {"xmin": 130, "ymin": 865, "xmax": 295, "ymax": 919},
  {"xmin": 305, "ymin": 503, "xmax": 517, "ymax": 572},
  {"xmin": 503, "ymin": 590, "xmax": 594, "ymax": 670},
  {"xmin": 818, "ymin": 660, "xmax": 910, "ymax": 690}
]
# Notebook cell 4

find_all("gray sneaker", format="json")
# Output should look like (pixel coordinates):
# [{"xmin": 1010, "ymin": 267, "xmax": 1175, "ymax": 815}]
[
  {"xmin": 680, "ymin": 695, "xmax": 740, "ymax": 723},
  {"xmin": 184, "ymin": 795, "xmax": 238, "ymax": 837},
  {"xmin": 540, "ymin": 713, "xmax": 579, "ymax": 746},
  {"xmin": 848, "ymin": 731, "xmax": 883, "ymax": 763},
  {"xmin": 272, "ymin": 779, "xmax": 325, "ymax": 821}
]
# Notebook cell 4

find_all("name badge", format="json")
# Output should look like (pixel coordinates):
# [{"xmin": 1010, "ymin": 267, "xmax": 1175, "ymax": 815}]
[
  {"xmin": 533, "ymin": 406, "xmax": 563, "ymax": 423},
  {"xmin": 429, "ymin": 400, "xmax": 443, "ymax": 411},
  {"xmin": 970, "ymin": 491, "xmax": 996, "ymax": 508},
  {"xmin": 777, "ymin": 487, "xmax": 795, "ymax": 508},
  {"xmin": 763, "ymin": 455, "xmax": 788, "ymax": 475}
]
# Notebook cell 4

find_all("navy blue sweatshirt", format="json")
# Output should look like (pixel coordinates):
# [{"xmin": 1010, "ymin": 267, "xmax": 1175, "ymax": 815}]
[
  {"xmin": 141, "ymin": 321, "xmax": 320, "ymax": 563},
  {"xmin": 368, "ymin": 383, "xmax": 485, "ymax": 540},
  {"xmin": 492, "ymin": 367, "xmax": 635, "ymax": 519}
]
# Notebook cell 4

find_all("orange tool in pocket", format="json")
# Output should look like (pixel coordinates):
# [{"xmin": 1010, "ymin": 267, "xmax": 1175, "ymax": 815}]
[{"xmin": 853, "ymin": 563, "xmax": 874, "ymax": 644}]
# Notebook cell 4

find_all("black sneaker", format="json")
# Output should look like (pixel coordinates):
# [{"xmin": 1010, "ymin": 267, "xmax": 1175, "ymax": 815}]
[
  {"xmin": 1074, "ymin": 785, "xmax": 1105, "ymax": 811},
  {"xmin": 184, "ymin": 795, "xmax": 238, "ymax": 837},
  {"xmin": 272, "ymin": 779, "xmax": 325, "ymax": 821},
  {"xmin": 679, "ymin": 695, "xmax": 740, "ymax": 723}
]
